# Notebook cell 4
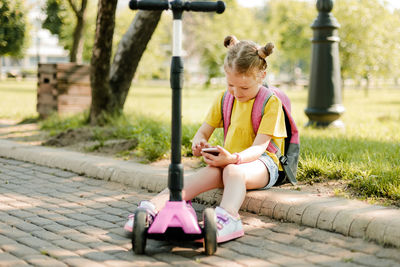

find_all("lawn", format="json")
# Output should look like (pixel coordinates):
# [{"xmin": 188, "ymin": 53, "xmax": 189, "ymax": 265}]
[
  {"xmin": 1, "ymin": 79, "xmax": 399, "ymax": 204},
  {"xmin": 0, "ymin": 80, "xmax": 37, "ymax": 119}
]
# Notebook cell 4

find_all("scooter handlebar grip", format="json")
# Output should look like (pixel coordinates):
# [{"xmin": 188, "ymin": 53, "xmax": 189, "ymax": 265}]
[
  {"xmin": 129, "ymin": 0, "xmax": 169, "ymax": 10},
  {"xmin": 184, "ymin": 1, "xmax": 225, "ymax": 13}
]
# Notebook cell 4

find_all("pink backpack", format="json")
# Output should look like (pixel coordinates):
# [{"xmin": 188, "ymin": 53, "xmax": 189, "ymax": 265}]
[{"xmin": 221, "ymin": 85, "xmax": 299, "ymax": 185}]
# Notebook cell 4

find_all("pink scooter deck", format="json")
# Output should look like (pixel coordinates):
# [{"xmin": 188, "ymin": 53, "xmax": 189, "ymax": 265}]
[{"xmin": 148, "ymin": 201, "xmax": 202, "ymax": 234}]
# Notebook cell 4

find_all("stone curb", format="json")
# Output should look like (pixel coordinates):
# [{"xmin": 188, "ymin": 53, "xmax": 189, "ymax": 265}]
[{"xmin": 0, "ymin": 139, "xmax": 399, "ymax": 248}]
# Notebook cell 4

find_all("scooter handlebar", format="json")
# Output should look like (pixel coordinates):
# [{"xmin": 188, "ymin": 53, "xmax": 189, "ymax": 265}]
[
  {"xmin": 129, "ymin": 0, "xmax": 169, "ymax": 10},
  {"xmin": 129, "ymin": 0, "xmax": 225, "ymax": 14},
  {"xmin": 183, "ymin": 1, "xmax": 225, "ymax": 13}
]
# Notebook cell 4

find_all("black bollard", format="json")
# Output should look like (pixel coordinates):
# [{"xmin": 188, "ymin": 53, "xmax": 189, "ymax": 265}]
[{"xmin": 305, "ymin": 0, "xmax": 345, "ymax": 128}]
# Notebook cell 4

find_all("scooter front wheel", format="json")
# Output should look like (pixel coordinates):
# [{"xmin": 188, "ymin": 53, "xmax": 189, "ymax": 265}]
[
  {"xmin": 132, "ymin": 209, "xmax": 147, "ymax": 254},
  {"xmin": 203, "ymin": 208, "xmax": 217, "ymax": 255}
]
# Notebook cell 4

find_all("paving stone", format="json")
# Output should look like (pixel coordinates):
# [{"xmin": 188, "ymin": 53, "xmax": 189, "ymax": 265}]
[
  {"xmin": 1, "ymin": 226, "xmax": 31, "ymax": 239},
  {"xmin": 62, "ymin": 257, "xmax": 106, "ymax": 267},
  {"xmin": 16, "ymin": 236, "xmax": 53, "ymax": 250},
  {"xmin": 94, "ymin": 214, "xmax": 123, "ymax": 223},
  {"xmin": 0, "ymin": 251, "xmax": 29, "ymax": 267},
  {"xmin": 0, "ymin": 214, "xmax": 26, "ymax": 226},
  {"xmin": 15, "ymin": 221, "xmax": 44, "ymax": 232},
  {"xmin": 86, "ymin": 242, "xmax": 127, "ymax": 254},
  {"xmin": 213, "ymin": 247, "xmax": 278, "ymax": 266},
  {"xmin": 31, "ymin": 230, "xmax": 64, "ymax": 241},
  {"xmin": 25, "ymin": 216, "xmax": 54, "ymax": 227},
  {"xmin": 152, "ymin": 252, "xmax": 204, "ymax": 266},
  {"xmin": 52, "ymin": 238, "xmax": 91, "ymax": 251},
  {"xmin": 2, "ymin": 243, "xmax": 40, "ymax": 257},
  {"xmin": 301, "ymin": 199, "xmax": 342, "ymax": 228},
  {"xmin": 74, "ymin": 248, "xmax": 119, "ymax": 261},
  {"xmin": 67, "ymin": 232, "xmax": 101, "ymax": 244},
  {"xmin": 286, "ymin": 200, "xmax": 314, "ymax": 224},
  {"xmin": 375, "ymin": 248, "xmax": 400, "ymax": 263},
  {"xmin": 306, "ymin": 254, "xmax": 352, "ymax": 267},
  {"xmin": 383, "ymin": 222, "xmax": 400, "ymax": 248},
  {"xmin": 64, "ymin": 213, "xmax": 96, "ymax": 222},
  {"xmin": 7, "ymin": 210, "xmax": 35, "ymax": 219},
  {"xmin": 22, "ymin": 254, "xmax": 68, "ymax": 267},
  {"xmin": 332, "ymin": 205, "xmax": 385, "ymax": 236},
  {"xmin": 348, "ymin": 252, "xmax": 400, "ymax": 267},
  {"xmin": 40, "ymin": 245, "xmax": 80, "ymax": 259},
  {"xmin": 316, "ymin": 200, "xmax": 362, "ymax": 231},
  {"xmin": 86, "ymin": 219, "xmax": 118, "ymax": 229},
  {"xmin": 74, "ymin": 225, "xmax": 109, "ymax": 236},
  {"xmin": 196, "ymin": 255, "xmax": 244, "ymax": 267},
  {"xmin": 56, "ymin": 218, "xmax": 87, "ymax": 228},
  {"xmin": 43, "ymin": 223, "xmax": 80, "ymax": 235}
]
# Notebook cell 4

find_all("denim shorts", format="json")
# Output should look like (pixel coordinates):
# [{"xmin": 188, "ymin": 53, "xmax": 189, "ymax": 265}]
[{"xmin": 258, "ymin": 153, "xmax": 279, "ymax": 189}]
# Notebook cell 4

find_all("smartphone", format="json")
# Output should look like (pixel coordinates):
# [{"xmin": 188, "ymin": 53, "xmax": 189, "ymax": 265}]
[{"xmin": 201, "ymin": 147, "xmax": 220, "ymax": 156}]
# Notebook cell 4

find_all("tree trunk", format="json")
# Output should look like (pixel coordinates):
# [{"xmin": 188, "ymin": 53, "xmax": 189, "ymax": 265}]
[
  {"xmin": 70, "ymin": 15, "xmax": 85, "ymax": 63},
  {"xmin": 89, "ymin": 0, "xmax": 117, "ymax": 125},
  {"xmin": 108, "ymin": 10, "xmax": 162, "ymax": 113},
  {"xmin": 68, "ymin": 0, "xmax": 87, "ymax": 63}
]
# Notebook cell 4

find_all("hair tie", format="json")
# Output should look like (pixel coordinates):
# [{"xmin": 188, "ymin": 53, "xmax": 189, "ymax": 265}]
[{"xmin": 257, "ymin": 47, "xmax": 267, "ymax": 60}]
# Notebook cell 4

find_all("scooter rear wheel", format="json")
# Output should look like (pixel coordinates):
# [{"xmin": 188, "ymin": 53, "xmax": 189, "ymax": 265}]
[
  {"xmin": 203, "ymin": 208, "xmax": 217, "ymax": 255},
  {"xmin": 132, "ymin": 209, "xmax": 147, "ymax": 254}
]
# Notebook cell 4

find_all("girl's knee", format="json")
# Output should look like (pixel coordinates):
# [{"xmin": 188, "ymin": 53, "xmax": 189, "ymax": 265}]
[{"xmin": 223, "ymin": 164, "xmax": 246, "ymax": 183}]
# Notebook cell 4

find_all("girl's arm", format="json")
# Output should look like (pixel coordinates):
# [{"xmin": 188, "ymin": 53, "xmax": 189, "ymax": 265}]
[
  {"xmin": 203, "ymin": 133, "xmax": 272, "ymax": 167},
  {"xmin": 191, "ymin": 122, "xmax": 215, "ymax": 156},
  {"xmin": 233, "ymin": 133, "xmax": 272, "ymax": 163}
]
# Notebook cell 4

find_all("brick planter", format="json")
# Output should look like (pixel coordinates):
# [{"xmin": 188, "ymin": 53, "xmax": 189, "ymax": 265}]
[{"xmin": 37, "ymin": 63, "xmax": 91, "ymax": 118}]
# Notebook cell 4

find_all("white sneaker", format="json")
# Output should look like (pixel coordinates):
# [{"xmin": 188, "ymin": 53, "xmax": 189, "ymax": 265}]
[
  {"xmin": 215, "ymin": 206, "xmax": 244, "ymax": 243},
  {"xmin": 124, "ymin": 201, "xmax": 157, "ymax": 232}
]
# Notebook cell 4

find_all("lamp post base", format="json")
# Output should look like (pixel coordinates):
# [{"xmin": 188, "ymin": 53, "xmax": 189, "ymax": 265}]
[{"xmin": 305, "ymin": 119, "xmax": 344, "ymax": 128}]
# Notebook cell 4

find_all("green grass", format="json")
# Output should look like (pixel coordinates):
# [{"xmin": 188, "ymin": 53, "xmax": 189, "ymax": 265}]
[
  {"xmin": 1, "ymin": 79, "xmax": 399, "ymax": 204},
  {"xmin": 0, "ymin": 79, "xmax": 37, "ymax": 119}
]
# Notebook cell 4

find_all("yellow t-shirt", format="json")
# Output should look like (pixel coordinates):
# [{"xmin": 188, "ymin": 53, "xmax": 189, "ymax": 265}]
[{"xmin": 205, "ymin": 90, "xmax": 287, "ymax": 168}]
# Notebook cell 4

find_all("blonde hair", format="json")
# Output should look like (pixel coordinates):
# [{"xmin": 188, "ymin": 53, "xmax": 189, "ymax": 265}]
[{"xmin": 223, "ymin": 35, "xmax": 274, "ymax": 76}]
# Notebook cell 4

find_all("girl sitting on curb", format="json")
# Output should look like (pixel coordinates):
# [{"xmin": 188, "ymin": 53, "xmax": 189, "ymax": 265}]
[{"xmin": 125, "ymin": 35, "xmax": 286, "ymax": 243}]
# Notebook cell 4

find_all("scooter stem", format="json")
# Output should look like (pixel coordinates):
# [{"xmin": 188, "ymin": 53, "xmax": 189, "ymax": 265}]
[{"xmin": 168, "ymin": 7, "xmax": 184, "ymax": 201}]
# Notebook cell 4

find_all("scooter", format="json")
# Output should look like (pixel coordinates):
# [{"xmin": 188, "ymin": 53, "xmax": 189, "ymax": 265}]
[{"xmin": 128, "ymin": 0, "xmax": 225, "ymax": 255}]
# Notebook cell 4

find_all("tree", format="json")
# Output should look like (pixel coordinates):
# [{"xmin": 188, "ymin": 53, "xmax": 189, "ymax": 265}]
[
  {"xmin": 43, "ymin": 0, "xmax": 88, "ymax": 63},
  {"xmin": 186, "ymin": 0, "xmax": 264, "ymax": 85},
  {"xmin": 0, "ymin": 0, "xmax": 26, "ymax": 76},
  {"xmin": 108, "ymin": 10, "xmax": 163, "ymax": 114},
  {"xmin": 0, "ymin": 0, "xmax": 26, "ymax": 57},
  {"xmin": 89, "ymin": 0, "xmax": 118, "ymax": 125},
  {"xmin": 334, "ymin": 0, "xmax": 400, "ymax": 90},
  {"xmin": 261, "ymin": 0, "xmax": 314, "ymax": 78},
  {"xmin": 89, "ymin": 1, "xmax": 162, "ymax": 124}
]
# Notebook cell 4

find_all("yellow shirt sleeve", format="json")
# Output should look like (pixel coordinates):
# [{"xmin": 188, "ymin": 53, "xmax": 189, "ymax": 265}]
[
  {"xmin": 257, "ymin": 95, "xmax": 287, "ymax": 138},
  {"xmin": 204, "ymin": 91, "xmax": 224, "ymax": 129}
]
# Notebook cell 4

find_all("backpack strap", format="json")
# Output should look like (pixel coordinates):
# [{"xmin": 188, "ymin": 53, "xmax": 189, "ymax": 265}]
[
  {"xmin": 222, "ymin": 91, "xmax": 234, "ymax": 141},
  {"xmin": 251, "ymin": 86, "xmax": 274, "ymax": 134},
  {"xmin": 252, "ymin": 87, "xmax": 282, "ymax": 155}
]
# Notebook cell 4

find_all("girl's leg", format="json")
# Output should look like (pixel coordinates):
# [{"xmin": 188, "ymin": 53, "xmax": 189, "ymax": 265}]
[
  {"xmin": 219, "ymin": 160, "xmax": 269, "ymax": 216},
  {"xmin": 149, "ymin": 166, "xmax": 224, "ymax": 211}
]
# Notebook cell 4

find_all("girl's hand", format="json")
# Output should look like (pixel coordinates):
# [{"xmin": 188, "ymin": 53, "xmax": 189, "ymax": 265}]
[
  {"xmin": 192, "ymin": 140, "xmax": 211, "ymax": 157},
  {"xmin": 201, "ymin": 145, "xmax": 237, "ymax": 167}
]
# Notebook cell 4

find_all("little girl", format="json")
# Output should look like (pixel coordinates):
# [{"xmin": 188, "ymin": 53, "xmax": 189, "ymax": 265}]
[{"xmin": 125, "ymin": 35, "xmax": 287, "ymax": 243}]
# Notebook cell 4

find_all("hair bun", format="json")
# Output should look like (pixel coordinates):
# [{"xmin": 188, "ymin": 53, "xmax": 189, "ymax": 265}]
[
  {"xmin": 224, "ymin": 35, "xmax": 239, "ymax": 48},
  {"xmin": 257, "ymin": 42, "xmax": 274, "ymax": 59}
]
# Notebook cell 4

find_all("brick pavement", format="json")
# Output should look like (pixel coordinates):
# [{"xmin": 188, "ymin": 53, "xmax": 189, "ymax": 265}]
[
  {"xmin": 1, "ymin": 157, "xmax": 400, "ymax": 266},
  {"xmin": 1, "ymin": 140, "xmax": 400, "ymax": 249}
]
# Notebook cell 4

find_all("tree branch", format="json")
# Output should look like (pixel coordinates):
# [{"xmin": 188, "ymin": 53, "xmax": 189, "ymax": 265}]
[{"xmin": 67, "ymin": 0, "xmax": 79, "ymax": 16}]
